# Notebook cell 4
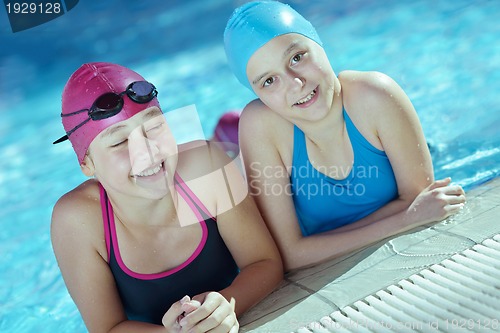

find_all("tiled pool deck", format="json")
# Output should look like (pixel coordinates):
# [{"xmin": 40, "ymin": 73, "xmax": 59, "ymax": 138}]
[{"xmin": 240, "ymin": 178, "xmax": 500, "ymax": 332}]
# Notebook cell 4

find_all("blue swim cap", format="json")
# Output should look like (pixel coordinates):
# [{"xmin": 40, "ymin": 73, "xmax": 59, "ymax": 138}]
[{"xmin": 224, "ymin": 1, "xmax": 322, "ymax": 90}]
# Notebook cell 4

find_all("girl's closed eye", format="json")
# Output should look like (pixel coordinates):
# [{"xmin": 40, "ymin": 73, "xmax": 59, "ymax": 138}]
[
  {"xmin": 145, "ymin": 123, "xmax": 164, "ymax": 133},
  {"xmin": 110, "ymin": 139, "xmax": 127, "ymax": 148},
  {"xmin": 145, "ymin": 123, "xmax": 166, "ymax": 139}
]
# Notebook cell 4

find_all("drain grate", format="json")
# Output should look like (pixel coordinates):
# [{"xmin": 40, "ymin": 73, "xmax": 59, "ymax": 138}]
[{"xmin": 296, "ymin": 235, "xmax": 500, "ymax": 333}]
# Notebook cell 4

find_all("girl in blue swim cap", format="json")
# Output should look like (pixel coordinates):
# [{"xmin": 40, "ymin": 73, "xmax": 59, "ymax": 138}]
[{"xmin": 224, "ymin": 1, "xmax": 466, "ymax": 271}]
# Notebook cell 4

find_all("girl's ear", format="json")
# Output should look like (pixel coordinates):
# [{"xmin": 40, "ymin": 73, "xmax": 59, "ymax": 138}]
[{"xmin": 80, "ymin": 153, "xmax": 96, "ymax": 177}]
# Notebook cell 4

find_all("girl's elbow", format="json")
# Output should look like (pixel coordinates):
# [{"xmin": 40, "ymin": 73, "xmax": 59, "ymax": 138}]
[
  {"xmin": 282, "ymin": 251, "xmax": 305, "ymax": 272},
  {"xmin": 265, "ymin": 255, "xmax": 285, "ymax": 282}
]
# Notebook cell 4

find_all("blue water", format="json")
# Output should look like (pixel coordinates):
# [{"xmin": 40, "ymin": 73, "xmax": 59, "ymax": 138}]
[{"xmin": 0, "ymin": 0, "xmax": 498, "ymax": 331}]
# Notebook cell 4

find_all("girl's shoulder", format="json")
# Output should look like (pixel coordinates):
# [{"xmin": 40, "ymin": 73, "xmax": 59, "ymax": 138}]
[
  {"xmin": 339, "ymin": 70, "xmax": 410, "ymax": 121},
  {"xmin": 177, "ymin": 140, "xmax": 226, "ymax": 175},
  {"xmin": 176, "ymin": 140, "xmax": 235, "ymax": 189},
  {"xmin": 339, "ymin": 70, "xmax": 406, "ymax": 103},
  {"xmin": 53, "ymin": 179, "xmax": 100, "ymax": 215},
  {"xmin": 176, "ymin": 140, "xmax": 236, "ymax": 218},
  {"xmin": 52, "ymin": 179, "xmax": 102, "ymax": 234},
  {"xmin": 240, "ymin": 98, "xmax": 290, "ymax": 131},
  {"xmin": 51, "ymin": 179, "xmax": 106, "ymax": 257},
  {"xmin": 338, "ymin": 70, "xmax": 396, "ymax": 88},
  {"xmin": 239, "ymin": 98, "xmax": 294, "ymax": 161}
]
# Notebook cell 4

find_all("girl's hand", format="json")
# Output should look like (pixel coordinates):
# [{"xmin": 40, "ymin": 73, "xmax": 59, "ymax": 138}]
[
  {"xmin": 180, "ymin": 295, "xmax": 201, "ymax": 316},
  {"xmin": 179, "ymin": 292, "xmax": 239, "ymax": 333},
  {"xmin": 162, "ymin": 295, "xmax": 201, "ymax": 332},
  {"xmin": 405, "ymin": 178, "xmax": 466, "ymax": 227}
]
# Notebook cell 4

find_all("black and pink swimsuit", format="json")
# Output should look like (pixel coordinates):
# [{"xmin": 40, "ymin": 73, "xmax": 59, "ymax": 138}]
[{"xmin": 99, "ymin": 174, "xmax": 239, "ymax": 324}]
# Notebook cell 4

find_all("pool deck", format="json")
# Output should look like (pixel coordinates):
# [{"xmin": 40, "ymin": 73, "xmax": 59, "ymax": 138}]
[{"xmin": 240, "ymin": 177, "xmax": 500, "ymax": 332}]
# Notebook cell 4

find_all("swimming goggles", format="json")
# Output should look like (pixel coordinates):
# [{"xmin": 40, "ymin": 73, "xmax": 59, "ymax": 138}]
[{"xmin": 53, "ymin": 81, "xmax": 158, "ymax": 144}]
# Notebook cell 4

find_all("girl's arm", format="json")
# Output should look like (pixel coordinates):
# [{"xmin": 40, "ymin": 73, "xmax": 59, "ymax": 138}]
[
  {"xmin": 169, "ymin": 142, "xmax": 283, "ymax": 332},
  {"xmin": 210, "ymin": 142, "xmax": 284, "ymax": 316},
  {"xmin": 338, "ymin": 71, "xmax": 465, "ymax": 229},
  {"xmin": 238, "ymin": 103, "xmax": 316, "ymax": 271}
]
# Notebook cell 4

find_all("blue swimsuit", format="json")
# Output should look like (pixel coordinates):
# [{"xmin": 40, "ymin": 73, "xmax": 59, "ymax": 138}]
[
  {"xmin": 99, "ymin": 175, "xmax": 239, "ymax": 324},
  {"xmin": 290, "ymin": 110, "xmax": 398, "ymax": 236}
]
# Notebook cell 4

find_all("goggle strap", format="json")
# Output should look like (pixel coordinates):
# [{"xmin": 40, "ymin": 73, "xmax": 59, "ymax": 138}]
[
  {"xmin": 66, "ymin": 117, "xmax": 92, "ymax": 137},
  {"xmin": 52, "ymin": 135, "xmax": 68, "ymax": 144},
  {"xmin": 61, "ymin": 108, "xmax": 89, "ymax": 117}
]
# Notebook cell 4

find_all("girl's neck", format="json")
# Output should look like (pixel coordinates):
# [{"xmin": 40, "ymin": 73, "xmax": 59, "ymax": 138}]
[
  {"xmin": 298, "ymin": 78, "xmax": 345, "ymax": 149},
  {"xmin": 107, "ymin": 184, "xmax": 180, "ymax": 230}
]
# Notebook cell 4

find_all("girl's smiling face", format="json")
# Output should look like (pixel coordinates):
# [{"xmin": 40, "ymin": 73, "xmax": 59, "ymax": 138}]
[
  {"xmin": 246, "ymin": 33, "xmax": 337, "ymax": 123},
  {"xmin": 84, "ymin": 106, "xmax": 178, "ymax": 199}
]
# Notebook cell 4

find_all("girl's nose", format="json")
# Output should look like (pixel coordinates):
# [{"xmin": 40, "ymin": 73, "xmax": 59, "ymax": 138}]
[
  {"xmin": 287, "ymin": 73, "xmax": 305, "ymax": 91},
  {"xmin": 128, "ymin": 128, "xmax": 160, "ymax": 175},
  {"xmin": 294, "ymin": 77, "xmax": 304, "ymax": 87}
]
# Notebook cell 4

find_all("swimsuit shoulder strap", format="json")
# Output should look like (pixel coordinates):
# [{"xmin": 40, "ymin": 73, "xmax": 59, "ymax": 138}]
[
  {"xmin": 343, "ymin": 109, "xmax": 385, "ymax": 154},
  {"xmin": 292, "ymin": 124, "xmax": 307, "ymax": 168},
  {"xmin": 174, "ymin": 173, "xmax": 216, "ymax": 222},
  {"xmin": 98, "ymin": 183, "xmax": 113, "ymax": 262}
]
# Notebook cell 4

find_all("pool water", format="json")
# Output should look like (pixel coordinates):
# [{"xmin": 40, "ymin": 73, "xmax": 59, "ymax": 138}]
[{"xmin": 0, "ymin": 0, "xmax": 499, "ymax": 331}]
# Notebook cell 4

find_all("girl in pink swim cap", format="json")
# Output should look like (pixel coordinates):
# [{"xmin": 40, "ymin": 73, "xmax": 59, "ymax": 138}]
[{"xmin": 51, "ymin": 62, "xmax": 282, "ymax": 332}]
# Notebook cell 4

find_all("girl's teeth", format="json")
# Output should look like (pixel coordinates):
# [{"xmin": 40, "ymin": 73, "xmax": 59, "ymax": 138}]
[
  {"xmin": 137, "ymin": 164, "xmax": 162, "ymax": 177},
  {"xmin": 296, "ymin": 90, "xmax": 316, "ymax": 105}
]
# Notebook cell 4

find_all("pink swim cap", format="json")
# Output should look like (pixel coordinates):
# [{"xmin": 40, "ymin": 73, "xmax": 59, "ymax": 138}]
[{"xmin": 60, "ymin": 62, "xmax": 161, "ymax": 164}]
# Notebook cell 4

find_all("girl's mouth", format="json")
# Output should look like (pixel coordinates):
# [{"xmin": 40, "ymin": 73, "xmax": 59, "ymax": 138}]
[
  {"xmin": 293, "ymin": 87, "xmax": 318, "ymax": 107},
  {"xmin": 133, "ymin": 162, "xmax": 163, "ymax": 177}
]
